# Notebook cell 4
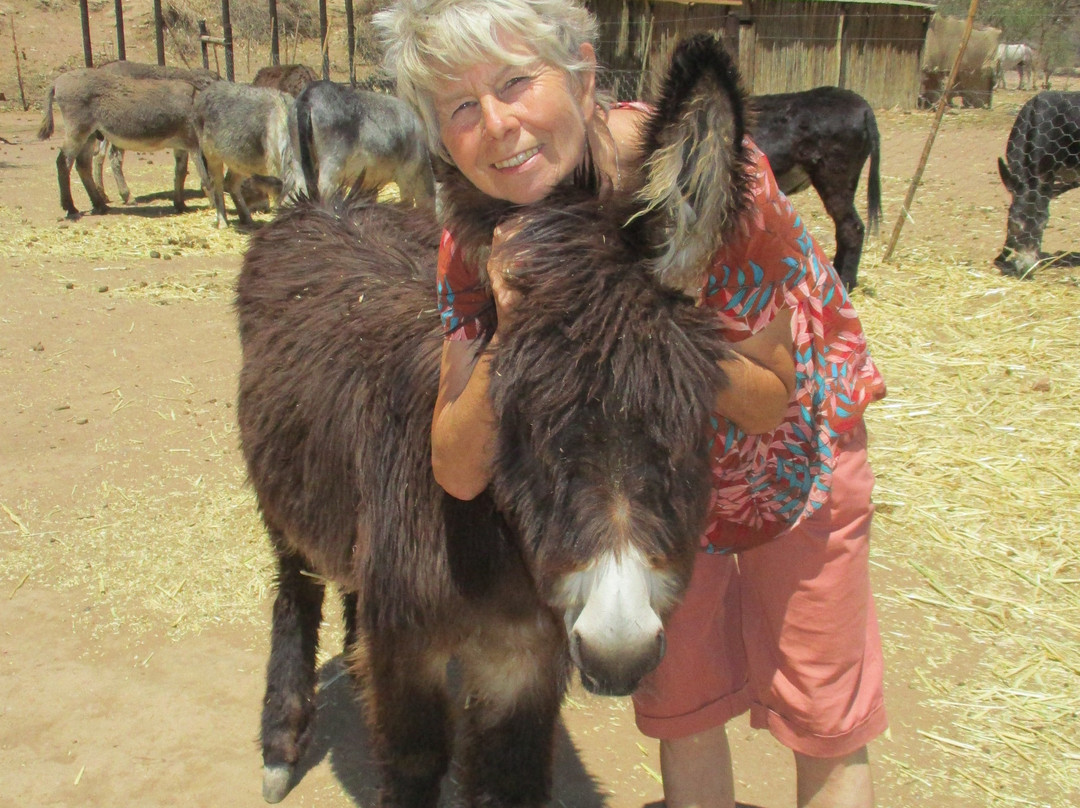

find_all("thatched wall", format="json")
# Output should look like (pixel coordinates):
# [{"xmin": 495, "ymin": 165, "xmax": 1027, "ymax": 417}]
[
  {"xmin": 587, "ymin": 0, "xmax": 935, "ymax": 109},
  {"xmin": 588, "ymin": 0, "xmax": 740, "ymax": 99},
  {"xmin": 839, "ymin": 4, "xmax": 936, "ymax": 109}
]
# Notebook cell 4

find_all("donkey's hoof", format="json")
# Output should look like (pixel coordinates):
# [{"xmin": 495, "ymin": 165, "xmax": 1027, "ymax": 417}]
[{"xmin": 262, "ymin": 764, "xmax": 293, "ymax": 803}]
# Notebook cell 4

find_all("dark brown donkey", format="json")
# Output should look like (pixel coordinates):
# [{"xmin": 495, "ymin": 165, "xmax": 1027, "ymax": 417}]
[{"xmin": 237, "ymin": 33, "xmax": 744, "ymax": 808}]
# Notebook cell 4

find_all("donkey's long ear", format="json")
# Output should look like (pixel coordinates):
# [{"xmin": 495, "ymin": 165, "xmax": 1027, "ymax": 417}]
[{"xmin": 636, "ymin": 34, "xmax": 751, "ymax": 296}]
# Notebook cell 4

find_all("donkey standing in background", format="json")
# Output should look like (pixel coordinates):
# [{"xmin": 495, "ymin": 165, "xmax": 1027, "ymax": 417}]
[
  {"xmin": 751, "ymin": 86, "xmax": 882, "ymax": 290},
  {"xmin": 285, "ymin": 80, "xmax": 435, "ymax": 205},
  {"xmin": 994, "ymin": 43, "xmax": 1036, "ymax": 90},
  {"xmin": 92, "ymin": 60, "xmax": 220, "ymax": 205},
  {"xmin": 237, "ymin": 33, "xmax": 744, "ymax": 807},
  {"xmin": 252, "ymin": 63, "xmax": 319, "ymax": 97},
  {"xmin": 37, "ymin": 69, "xmax": 211, "ymax": 218},
  {"xmin": 193, "ymin": 82, "xmax": 301, "ymax": 228}
]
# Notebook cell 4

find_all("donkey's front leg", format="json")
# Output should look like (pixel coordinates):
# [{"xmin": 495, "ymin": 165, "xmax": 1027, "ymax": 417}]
[
  {"xmin": 458, "ymin": 608, "xmax": 568, "ymax": 807},
  {"xmin": 261, "ymin": 535, "xmax": 326, "ymax": 804},
  {"xmin": 362, "ymin": 631, "xmax": 453, "ymax": 808}
]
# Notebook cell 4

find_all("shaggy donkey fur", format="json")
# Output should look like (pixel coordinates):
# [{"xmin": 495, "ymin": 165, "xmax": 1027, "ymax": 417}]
[{"xmin": 238, "ymin": 33, "xmax": 745, "ymax": 808}]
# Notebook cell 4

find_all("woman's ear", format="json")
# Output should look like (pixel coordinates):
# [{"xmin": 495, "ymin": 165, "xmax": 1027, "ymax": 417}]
[{"xmin": 577, "ymin": 42, "xmax": 598, "ymax": 119}]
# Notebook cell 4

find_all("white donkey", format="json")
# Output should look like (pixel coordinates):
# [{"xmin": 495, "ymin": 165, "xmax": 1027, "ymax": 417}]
[{"xmin": 995, "ymin": 43, "xmax": 1035, "ymax": 90}]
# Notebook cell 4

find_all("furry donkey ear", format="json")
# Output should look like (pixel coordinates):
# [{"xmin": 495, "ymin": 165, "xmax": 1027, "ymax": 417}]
[{"xmin": 635, "ymin": 34, "xmax": 751, "ymax": 296}]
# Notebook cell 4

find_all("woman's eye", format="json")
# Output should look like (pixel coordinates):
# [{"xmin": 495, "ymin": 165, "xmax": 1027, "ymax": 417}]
[{"xmin": 447, "ymin": 100, "xmax": 481, "ymax": 125}]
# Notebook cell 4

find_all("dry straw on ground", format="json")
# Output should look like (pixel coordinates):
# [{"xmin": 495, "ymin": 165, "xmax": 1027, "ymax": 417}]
[{"xmin": 854, "ymin": 246, "xmax": 1079, "ymax": 806}]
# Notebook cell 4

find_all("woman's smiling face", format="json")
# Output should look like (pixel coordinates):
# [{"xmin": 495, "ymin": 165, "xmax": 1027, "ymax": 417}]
[{"xmin": 434, "ymin": 42, "xmax": 597, "ymax": 204}]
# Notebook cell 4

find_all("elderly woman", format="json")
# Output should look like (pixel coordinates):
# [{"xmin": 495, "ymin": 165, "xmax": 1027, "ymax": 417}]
[{"xmin": 374, "ymin": 2, "xmax": 888, "ymax": 807}]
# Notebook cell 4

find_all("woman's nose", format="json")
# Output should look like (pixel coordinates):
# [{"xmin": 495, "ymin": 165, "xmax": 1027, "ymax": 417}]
[{"xmin": 479, "ymin": 95, "xmax": 518, "ymax": 139}]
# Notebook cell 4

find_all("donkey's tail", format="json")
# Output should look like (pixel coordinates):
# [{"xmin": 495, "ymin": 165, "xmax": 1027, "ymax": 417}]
[
  {"xmin": 37, "ymin": 84, "xmax": 56, "ymax": 141},
  {"xmin": 635, "ymin": 33, "xmax": 751, "ymax": 297},
  {"xmin": 865, "ymin": 108, "xmax": 882, "ymax": 236},
  {"xmin": 293, "ymin": 92, "xmax": 320, "ymax": 201}
]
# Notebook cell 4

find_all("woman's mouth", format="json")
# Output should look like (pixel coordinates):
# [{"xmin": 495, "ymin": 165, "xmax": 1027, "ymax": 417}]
[{"xmin": 494, "ymin": 146, "xmax": 540, "ymax": 170}]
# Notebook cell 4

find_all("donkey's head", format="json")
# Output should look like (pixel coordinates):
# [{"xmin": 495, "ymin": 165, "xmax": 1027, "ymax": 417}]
[
  {"xmin": 487, "ymin": 188, "xmax": 731, "ymax": 694},
  {"xmin": 451, "ymin": 34, "xmax": 749, "ymax": 695}
]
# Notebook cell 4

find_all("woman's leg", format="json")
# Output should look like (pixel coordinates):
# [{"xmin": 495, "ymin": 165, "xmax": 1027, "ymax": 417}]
[
  {"xmin": 794, "ymin": 746, "xmax": 874, "ymax": 808},
  {"xmin": 660, "ymin": 724, "xmax": 736, "ymax": 808}
]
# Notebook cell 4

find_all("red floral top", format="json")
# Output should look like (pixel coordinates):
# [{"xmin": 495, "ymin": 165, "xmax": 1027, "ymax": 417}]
[{"xmin": 436, "ymin": 138, "xmax": 885, "ymax": 552}]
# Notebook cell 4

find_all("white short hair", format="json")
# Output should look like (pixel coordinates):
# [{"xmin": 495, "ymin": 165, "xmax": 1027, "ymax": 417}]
[{"xmin": 374, "ymin": 0, "xmax": 599, "ymax": 162}]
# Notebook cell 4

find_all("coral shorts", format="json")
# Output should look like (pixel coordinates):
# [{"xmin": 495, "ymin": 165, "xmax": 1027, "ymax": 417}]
[{"xmin": 632, "ymin": 422, "xmax": 887, "ymax": 758}]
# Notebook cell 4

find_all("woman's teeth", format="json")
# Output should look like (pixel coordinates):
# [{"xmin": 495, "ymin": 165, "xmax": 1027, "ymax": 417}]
[{"xmin": 495, "ymin": 146, "xmax": 540, "ymax": 169}]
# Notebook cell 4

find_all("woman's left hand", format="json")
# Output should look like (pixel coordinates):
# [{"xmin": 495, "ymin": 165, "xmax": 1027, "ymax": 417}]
[{"xmin": 487, "ymin": 220, "xmax": 524, "ymax": 328}]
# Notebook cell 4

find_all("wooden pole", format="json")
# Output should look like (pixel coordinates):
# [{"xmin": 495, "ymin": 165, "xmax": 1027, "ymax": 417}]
[
  {"xmin": 268, "ymin": 0, "xmax": 279, "ymax": 66},
  {"xmin": 319, "ymin": 0, "xmax": 329, "ymax": 80},
  {"xmin": 221, "ymin": 0, "xmax": 235, "ymax": 82},
  {"xmin": 198, "ymin": 19, "xmax": 210, "ymax": 69},
  {"xmin": 883, "ymin": 0, "xmax": 980, "ymax": 262},
  {"xmin": 152, "ymin": 0, "xmax": 165, "ymax": 64},
  {"xmin": 833, "ymin": 10, "xmax": 845, "ymax": 87},
  {"xmin": 79, "ymin": 0, "xmax": 93, "ymax": 67},
  {"xmin": 11, "ymin": 17, "xmax": 29, "ymax": 110},
  {"xmin": 345, "ymin": 0, "xmax": 355, "ymax": 86},
  {"xmin": 113, "ymin": 0, "xmax": 126, "ymax": 60}
]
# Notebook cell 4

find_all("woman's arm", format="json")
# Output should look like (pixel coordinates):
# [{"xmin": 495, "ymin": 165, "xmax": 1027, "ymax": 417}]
[
  {"xmin": 431, "ymin": 226, "xmax": 521, "ymax": 501},
  {"xmin": 715, "ymin": 307, "xmax": 795, "ymax": 435},
  {"xmin": 431, "ymin": 338, "xmax": 499, "ymax": 500}
]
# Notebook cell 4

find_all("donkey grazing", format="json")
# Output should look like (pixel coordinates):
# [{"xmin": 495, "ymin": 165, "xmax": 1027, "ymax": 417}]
[
  {"xmin": 193, "ymin": 82, "xmax": 300, "ymax": 228},
  {"xmin": 285, "ymin": 80, "xmax": 435, "ymax": 206},
  {"xmin": 994, "ymin": 91, "xmax": 1080, "ymax": 277},
  {"xmin": 238, "ymin": 33, "xmax": 743, "ymax": 807},
  {"xmin": 92, "ymin": 60, "xmax": 220, "ymax": 205},
  {"xmin": 37, "ymin": 69, "xmax": 211, "ymax": 218},
  {"xmin": 750, "ymin": 86, "xmax": 882, "ymax": 290}
]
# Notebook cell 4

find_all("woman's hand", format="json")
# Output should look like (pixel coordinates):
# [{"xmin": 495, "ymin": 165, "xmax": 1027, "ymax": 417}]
[
  {"xmin": 487, "ymin": 220, "xmax": 524, "ymax": 328},
  {"xmin": 716, "ymin": 308, "xmax": 796, "ymax": 435},
  {"xmin": 430, "ymin": 220, "xmax": 527, "ymax": 501}
]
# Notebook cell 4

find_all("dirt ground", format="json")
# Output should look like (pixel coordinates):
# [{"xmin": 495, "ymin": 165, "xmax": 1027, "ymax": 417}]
[{"xmin": 2, "ymin": 4, "xmax": 1080, "ymax": 806}]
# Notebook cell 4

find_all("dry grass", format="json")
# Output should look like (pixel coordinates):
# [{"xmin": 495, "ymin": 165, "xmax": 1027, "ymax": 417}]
[
  {"xmin": 852, "ymin": 245, "xmax": 1080, "ymax": 806},
  {"xmin": 0, "ymin": 199, "xmax": 256, "ymax": 265}
]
